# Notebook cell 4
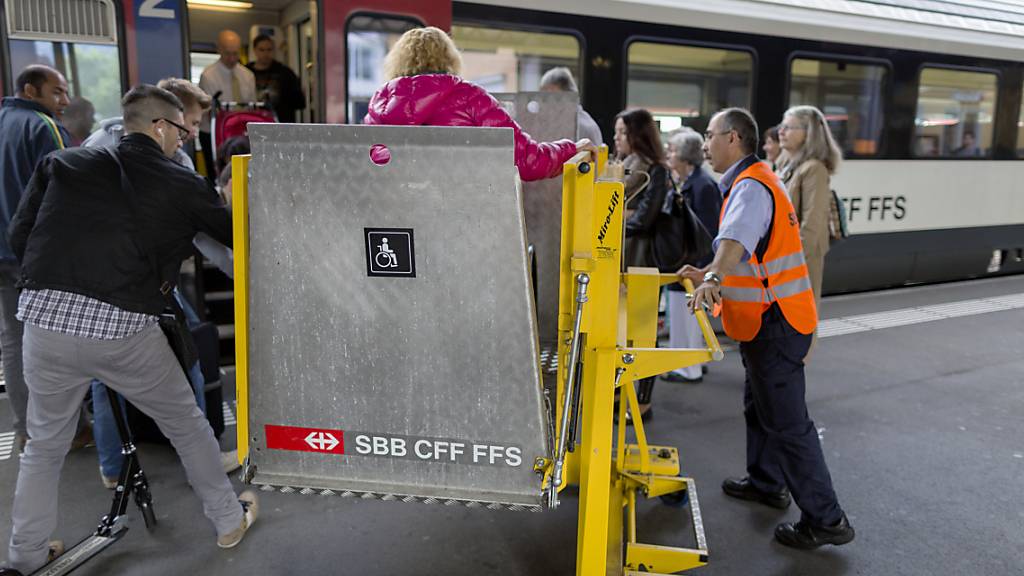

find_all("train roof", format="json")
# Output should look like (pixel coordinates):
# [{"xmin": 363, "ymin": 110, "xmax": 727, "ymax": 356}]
[{"xmin": 465, "ymin": 0, "xmax": 1024, "ymax": 61}]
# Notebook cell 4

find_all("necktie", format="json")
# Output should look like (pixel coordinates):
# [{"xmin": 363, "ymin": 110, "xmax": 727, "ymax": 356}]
[{"xmin": 231, "ymin": 71, "xmax": 241, "ymax": 102}]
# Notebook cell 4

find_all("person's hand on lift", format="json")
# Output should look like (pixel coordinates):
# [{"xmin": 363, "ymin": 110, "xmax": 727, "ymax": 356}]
[
  {"xmin": 689, "ymin": 272, "xmax": 722, "ymax": 315},
  {"xmin": 676, "ymin": 264, "xmax": 706, "ymax": 286},
  {"xmin": 575, "ymin": 138, "xmax": 598, "ymax": 162}
]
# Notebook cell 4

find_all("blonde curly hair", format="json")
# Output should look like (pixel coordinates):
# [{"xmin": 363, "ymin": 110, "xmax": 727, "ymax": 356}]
[{"xmin": 383, "ymin": 27, "xmax": 463, "ymax": 80}]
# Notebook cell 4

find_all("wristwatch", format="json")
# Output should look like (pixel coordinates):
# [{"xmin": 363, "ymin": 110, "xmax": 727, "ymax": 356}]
[{"xmin": 703, "ymin": 272, "xmax": 722, "ymax": 286}]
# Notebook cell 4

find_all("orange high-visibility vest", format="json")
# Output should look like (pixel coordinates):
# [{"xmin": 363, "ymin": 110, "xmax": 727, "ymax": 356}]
[{"xmin": 719, "ymin": 161, "xmax": 817, "ymax": 342}]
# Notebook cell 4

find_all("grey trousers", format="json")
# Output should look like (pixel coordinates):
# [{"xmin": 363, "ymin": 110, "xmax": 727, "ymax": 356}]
[
  {"xmin": 0, "ymin": 262, "xmax": 27, "ymax": 436},
  {"xmin": 8, "ymin": 323, "xmax": 242, "ymax": 573}
]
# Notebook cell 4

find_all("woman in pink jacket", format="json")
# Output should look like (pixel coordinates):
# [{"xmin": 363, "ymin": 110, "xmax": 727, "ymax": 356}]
[{"xmin": 363, "ymin": 27, "xmax": 595, "ymax": 181}]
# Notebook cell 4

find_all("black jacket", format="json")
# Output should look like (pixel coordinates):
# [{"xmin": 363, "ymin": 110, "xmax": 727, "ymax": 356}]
[{"xmin": 10, "ymin": 133, "xmax": 231, "ymax": 315}]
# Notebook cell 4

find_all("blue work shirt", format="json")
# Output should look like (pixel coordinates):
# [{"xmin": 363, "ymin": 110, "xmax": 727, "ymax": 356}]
[
  {"xmin": 713, "ymin": 154, "xmax": 774, "ymax": 261},
  {"xmin": 0, "ymin": 97, "xmax": 70, "ymax": 263}
]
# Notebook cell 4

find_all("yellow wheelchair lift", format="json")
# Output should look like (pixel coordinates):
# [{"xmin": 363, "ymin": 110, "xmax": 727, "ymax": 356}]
[
  {"xmin": 540, "ymin": 149, "xmax": 723, "ymax": 575},
  {"xmin": 230, "ymin": 140, "xmax": 721, "ymax": 575}
]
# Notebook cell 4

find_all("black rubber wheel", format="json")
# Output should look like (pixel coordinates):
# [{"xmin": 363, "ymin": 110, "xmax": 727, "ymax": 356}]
[
  {"xmin": 659, "ymin": 489, "xmax": 689, "ymax": 508},
  {"xmin": 139, "ymin": 501, "xmax": 157, "ymax": 530}
]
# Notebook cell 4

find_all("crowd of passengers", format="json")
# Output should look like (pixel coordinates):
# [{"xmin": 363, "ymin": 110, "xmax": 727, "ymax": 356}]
[{"xmin": 0, "ymin": 25, "xmax": 851, "ymax": 575}]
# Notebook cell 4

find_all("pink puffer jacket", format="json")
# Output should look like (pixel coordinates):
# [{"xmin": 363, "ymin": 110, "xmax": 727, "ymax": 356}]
[{"xmin": 363, "ymin": 74, "xmax": 577, "ymax": 181}]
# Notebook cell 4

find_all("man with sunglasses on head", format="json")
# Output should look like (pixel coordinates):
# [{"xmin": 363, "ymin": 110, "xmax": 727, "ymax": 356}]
[{"xmin": 3, "ymin": 85, "xmax": 256, "ymax": 575}]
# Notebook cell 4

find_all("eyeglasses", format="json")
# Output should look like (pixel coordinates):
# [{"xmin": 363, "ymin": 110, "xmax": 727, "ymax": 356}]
[
  {"xmin": 704, "ymin": 130, "xmax": 733, "ymax": 141},
  {"xmin": 778, "ymin": 123, "xmax": 806, "ymax": 133},
  {"xmin": 153, "ymin": 117, "xmax": 190, "ymax": 141}
]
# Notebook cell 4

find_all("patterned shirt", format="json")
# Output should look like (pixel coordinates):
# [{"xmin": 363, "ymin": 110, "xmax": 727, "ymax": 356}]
[{"xmin": 18, "ymin": 289, "xmax": 158, "ymax": 340}]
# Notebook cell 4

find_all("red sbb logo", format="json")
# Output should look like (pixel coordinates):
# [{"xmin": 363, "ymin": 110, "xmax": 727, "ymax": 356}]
[{"xmin": 265, "ymin": 425, "xmax": 345, "ymax": 455}]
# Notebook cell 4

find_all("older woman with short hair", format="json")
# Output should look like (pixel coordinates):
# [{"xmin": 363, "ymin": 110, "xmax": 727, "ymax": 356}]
[
  {"xmin": 363, "ymin": 27, "xmax": 594, "ymax": 181},
  {"xmin": 661, "ymin": 128, "xmax": 721, "ymax": 383}
]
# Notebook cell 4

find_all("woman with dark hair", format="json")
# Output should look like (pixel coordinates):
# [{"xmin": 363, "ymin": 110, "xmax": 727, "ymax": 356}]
[{"xmin": 614, "ymin": 108, "xmax": 670, "ymax": 422}]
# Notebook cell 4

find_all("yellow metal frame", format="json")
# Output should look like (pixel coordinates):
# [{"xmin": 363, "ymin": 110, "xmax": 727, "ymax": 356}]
[
  {"xmin": 547, "ymin": 147, "xmax": 722, "ymax": 575},
  {"xmin": 232, "ymin": 154, "xmax": 252, "ymax": 466}
]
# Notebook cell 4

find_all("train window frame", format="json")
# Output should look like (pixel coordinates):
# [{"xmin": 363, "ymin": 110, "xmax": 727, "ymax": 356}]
[
  {"xmin": 913, "ymin": 62, "xmax": 1002, "ymax": 160},
  {"xmin": 450, "ymin": 19, "xmax": 586, "ymax": 95},
  {"xmin": 344, "ymin": 11, "xmax": 424, "ymax": 124},
  {"xmin": 783, "ymin": 51, "xmax": 893, "ymax": 158},
  {"xmin": 622, "ymin": 35, "xmax": 759, "ymax": 135}
]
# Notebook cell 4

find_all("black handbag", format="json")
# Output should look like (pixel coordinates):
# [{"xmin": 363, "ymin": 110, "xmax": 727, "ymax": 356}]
[
  {"xmin": 652, "ymin": 186, "xmax": 713, "ymax": 272},
  {"xmin": 106, "ymin": 148, "xmax": 199, "ymax": 373}
]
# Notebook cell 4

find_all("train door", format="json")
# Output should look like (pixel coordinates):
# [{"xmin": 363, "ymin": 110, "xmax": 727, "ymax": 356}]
[{"xmin": 320, "ymin": 0, "xmax": 451, "ymax": 124}]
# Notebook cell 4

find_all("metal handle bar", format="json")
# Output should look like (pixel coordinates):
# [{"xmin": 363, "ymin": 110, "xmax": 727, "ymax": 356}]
[
  {"xmin": 549, "ymin": 273, "xmax": 589, "ymax": 508},
  {"xmin": 682, "ymin": 278, "xmax": 724, "ymax": 361}
]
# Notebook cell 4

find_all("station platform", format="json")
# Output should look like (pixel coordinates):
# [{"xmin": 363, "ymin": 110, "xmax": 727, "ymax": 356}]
[{"xmin": 1, "ymin": 275, "xmax": 1022, "ymax": 575}]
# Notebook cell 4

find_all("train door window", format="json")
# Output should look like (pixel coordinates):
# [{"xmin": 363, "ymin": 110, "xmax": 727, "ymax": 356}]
[
  {"xmin": 5, "ymin": 0, "xmax": 121, "ymax": 142},
  {"xmin": 626, "ymin": 41, "xmax": 753, "ymax": 136},
  {"xmin": 347, "ymin": 15, "xmax": 419, "ymax": 123},
  {"xmin": 788, "ymin": 58, "xmax": 887, "ymax": 156},
  {"xmin": 1017, "ymin": 81, "xmax": 1024, "ymax": 156},
  {"xmin": 451, "ymin": 25, "xmax": 582, "ymax": 93},
  {"xmin": 914, "ymin": 67, "xmax": 997, "ymax": 157}
]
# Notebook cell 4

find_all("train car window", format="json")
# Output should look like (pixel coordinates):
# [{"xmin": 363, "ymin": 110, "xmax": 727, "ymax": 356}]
[
  {"xmin": 626, "ymin": 41, "xmax": 753, "ymax": 136},
  {"xmin": 8, "ymin": 40, "xmax": 121, "ymax": 134},
  {"xmin": 347, "ymin": 15, "xmax": 420, "ymax": 124},
  {"xmin": 5, "ymin": 0, "xmax": 120, "ymax": 141},
  {"xmin": 788, "ymin": 58, "xmax": 887, "ymax": 156},
  {"xmin": 915, "ymin": 67, "xmax": 997, "ymax": 158},
  {"xmin": 451, "ymin": 25, "xmax": 582, "ymax": 93}
]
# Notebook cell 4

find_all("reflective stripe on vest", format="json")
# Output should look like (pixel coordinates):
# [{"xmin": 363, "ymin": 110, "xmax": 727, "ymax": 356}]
[{"xmin": 719, "ymin": 161, "xmax": 817, "ymax": 341}]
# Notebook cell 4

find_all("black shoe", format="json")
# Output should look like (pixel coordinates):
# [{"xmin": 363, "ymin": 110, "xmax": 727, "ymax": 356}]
[
  {"xmin": 661, "ymin": 371, "xmax": 703, "ymax": 384},
  {"xmin": 624, "ymin": 407, "xmax": 653, "ymax": 426},
  {"xmin": 721, "ymin": 476, "xmax": 791, "ymax": 509},
  {"xmin": 701, "ymin": 365, "xmax": 708, "ymax": 375},
  {"xmin": 775, "ymin": 513, "xmax": 855, "ymax": 549}
]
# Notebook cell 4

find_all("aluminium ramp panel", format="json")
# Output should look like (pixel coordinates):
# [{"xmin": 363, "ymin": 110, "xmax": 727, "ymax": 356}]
[
  {"xmin": 244, "ymin": 124, "xmax": 549, "ymax": 508},
  {"xmin": 494, "ymin": 92, "xmax": 578, "ymax": 347}
]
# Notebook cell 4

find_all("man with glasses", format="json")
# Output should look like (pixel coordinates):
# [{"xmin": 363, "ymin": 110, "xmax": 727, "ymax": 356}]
[
  {"xmin": 82, "ymin": 79, "xmax": 238, "ymax": 490},
  {"xmin": 3, "ymin": 85, "xmax": 257, "ymax": 574},
  {"xmin": 85, "ymin": 77, "xmax": 210, "ymax": 171},
  {"xmin": 680, "ymin": 108, "xmax": 854, "ymax": 550}
]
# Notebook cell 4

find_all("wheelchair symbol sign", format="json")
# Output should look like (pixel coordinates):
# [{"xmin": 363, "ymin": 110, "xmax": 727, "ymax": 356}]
[{"xmin": 365, "ymin": 228, "xmax": 415, "ymax": 278}]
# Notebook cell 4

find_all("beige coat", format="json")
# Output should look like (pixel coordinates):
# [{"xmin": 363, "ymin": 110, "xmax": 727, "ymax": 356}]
[{"xmin": 779, "ymin": 158, "xmax": 830, "ymax": 305}]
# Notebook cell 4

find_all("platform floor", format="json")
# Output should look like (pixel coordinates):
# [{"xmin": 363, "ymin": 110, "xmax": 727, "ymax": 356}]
[{"xmin": 1, "ymin": 276, "xmax": 1023, "ymax": 575}]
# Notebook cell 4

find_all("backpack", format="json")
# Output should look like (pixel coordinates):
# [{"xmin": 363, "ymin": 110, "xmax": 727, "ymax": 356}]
[{"xmin": 829, "ymin": 189, "xmax": 849, "ymax": 243}]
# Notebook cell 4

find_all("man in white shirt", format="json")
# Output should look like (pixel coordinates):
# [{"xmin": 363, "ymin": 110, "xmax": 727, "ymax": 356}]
[{"xmin": 198, "ymin": 29, "xmax": 256, "ymax": 176}]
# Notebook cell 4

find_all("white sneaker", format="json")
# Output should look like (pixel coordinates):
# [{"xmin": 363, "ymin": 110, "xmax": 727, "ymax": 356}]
[
  {"xmin": 220, "ymin": 450, "xmax": 241, "ymax": 474},
  {"xmin": 217, "ymin": 490, "xmax": 257, "ymax": 549}
]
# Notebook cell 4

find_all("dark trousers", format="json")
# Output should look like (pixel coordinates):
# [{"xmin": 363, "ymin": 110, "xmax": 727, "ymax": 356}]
[{"xmin": 740, "ymin": 304, "xmax": 842, "ymax": 527}]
